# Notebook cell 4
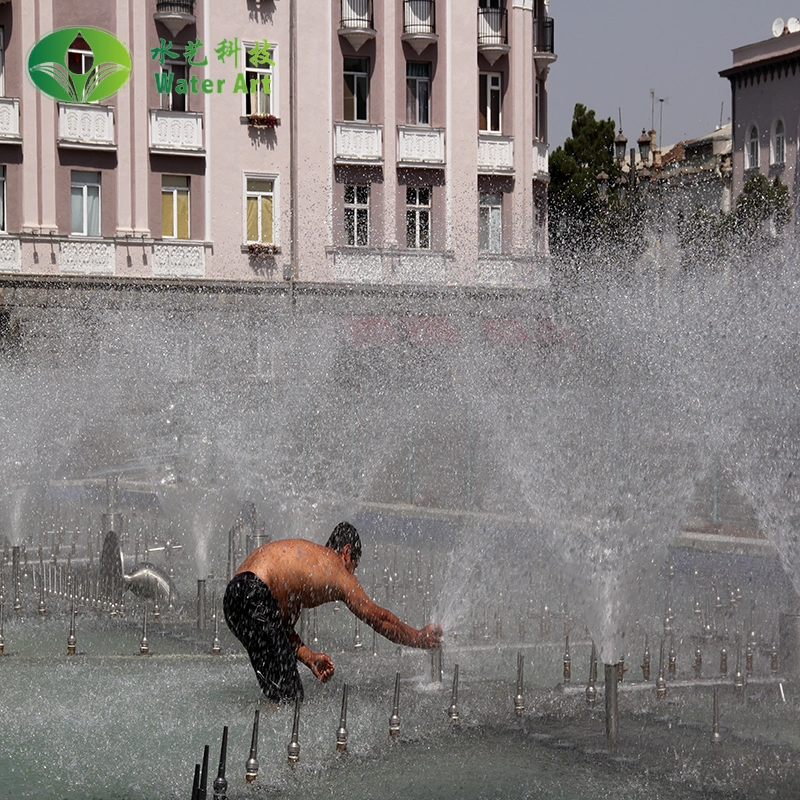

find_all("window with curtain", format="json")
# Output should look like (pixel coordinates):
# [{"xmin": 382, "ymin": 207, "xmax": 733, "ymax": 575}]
[
  {"xmin": 70, "ymin": 170, "xmax": 100, "ymax": 236},
  {"xmin": 406, "ymin": 62, "xmax": 430, "ymax": 126},
  {"xmin": 479, "ymin": 72, "xmax": 501, "ymax": 132},
  {"xmin": 244, "ymin": 42, "xmax": 274, "ymax": 116},
  {"xmin": 773, "ymin": 120, "xmax": 785, "ymax": 165},
  {"xmin": 747, "ymin": 126, "xmax": 759, "ymax": 170},
  {"xmin": 245, "ymin": 177, "xmax": 275, "ymax": 243},
  {"xmin": 161, "ymin": 176, "xmax": 190, "ymax": 239}
]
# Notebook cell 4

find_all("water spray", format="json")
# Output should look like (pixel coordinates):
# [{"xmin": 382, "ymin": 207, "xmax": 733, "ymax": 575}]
[
  {"xmin": 336, "ymin": 684, "xmax": 349, "ymax": 753},
  {"xmin": 389, "ymin": 671, "xmax": 401, "ymax": 738},
  {"xmin": 448, "ymin": 663, "xmax": 460, "ymax": 724},
  {"xmin": 245, "ymin": 709, "xmax": 260, "ymax": 783},
  {"xmin": 431, "ymin": 646, "xmax": 443, "ymax": 684},
  {"xmin": 197, "ymin": 578, "xmax": 206, "ymax": 634},
  {"xmin": 212, "ymin": 725, "xmax": 228, "ymax": 800},
  {"xmin": 514, "ymin": 651, "xmax": 525, "ymax": 716},
  {"xmin": 287, "ymin": 694, "xmax": 301, "ymax": 766},
  {"xmin": 353, "ymin": 618, "xmax": 363, "ymax": 650},
  {"xmin": 605, "ymin": 663, "xmax": 618, "ymax": 748}
]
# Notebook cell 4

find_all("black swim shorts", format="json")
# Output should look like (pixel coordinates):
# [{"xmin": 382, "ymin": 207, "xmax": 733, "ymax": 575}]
[{"xmin": 223, "ymin": 571, "xmax": 304, "ymax": 702}]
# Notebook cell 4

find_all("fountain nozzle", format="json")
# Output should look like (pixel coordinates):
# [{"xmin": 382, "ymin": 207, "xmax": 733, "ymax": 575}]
[
  {"xmin": 245, "ymin": 709, "xmax": 260, "ymax": 783},
  {"xmin": 212, "ymin": 725, "xmax": 228, "ymax": 800},
  {"xmin": 448, "ymin": 663, "xmax": 460, "ymax": 724},
  {"xmin": 514, "ymin": 651, "xmax": 525, "ymax": 716},
  {"xmin": 389, "ymin": 671, "xmax": 401, "ymax": 738},
  {"xmin": 336, "ymin": 684, "xmax": 349, "ymax": 753},
  {"xmin": 287, "ymin": 695, "xmax": 301, "ymax": 765}
]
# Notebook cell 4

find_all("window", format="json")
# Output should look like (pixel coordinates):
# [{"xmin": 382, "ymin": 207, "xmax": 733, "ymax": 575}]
[
  {"xmin": 773, "ymin": 120, "xmax": 785, "ymax": 165},
  {"xmin": 747, "ymin": 125, "xmax": 759, "ymax": 170},
  {"xmin": 161, "ymin": 50, "xmax": 188, "ymax": 112},
  {"xmin": 0, "ymin": 166, "xmax": 5, "ymax": 232},
  {"xmin": 344, "ymin": 185, "xmax": 369, "ymax": 246},
  {"xmin": 0, "ymin": 28, "xmax": 5, "ymax": 96},
  {"xmin": 479, "ymin": 192, "xmax": 502, "ymax": 253},
  {"xmin": 406, "ymin": 186, "xmax": 431, "ymax": 249},
  {"xmin": 70, "ymin": 171, "xmax": 100, "ymax": 236},
  {"xmin": 161, "ymin": 176, "xmax": 190, "ymax": 239},
  {"xmin": 245, "ymin": 177, "xmax": 275, "ymax": 243},
  {"xmin": 244, "ymin": 42, "xmax": 274, "ymax": 116},
  {"xmin": 343, "ymin": 57, "xmax": 369, "ymax": 122},
  {"xmin": 535, "ymin": 79, "xmax": 545, "ymax": 141},
  {"xmin": 406, "ymin": 62, "xmax": 430, "ymax": 126},
  {"xmin": 67, "ymin": 34, "xmax": 93, "ymax": 77},
  {"xmin": 479, "ymin": 72, "xmax": 502, "ymax": 132}
]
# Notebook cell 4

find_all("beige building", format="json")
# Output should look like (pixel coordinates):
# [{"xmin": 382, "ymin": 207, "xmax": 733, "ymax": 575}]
[
  {"xmin": 0, "ymin": 0, "xmax": 554, "ymax": 288},
  {"xmin": 720, "ymin": 22, "xmax": 800, "ymax": 220}
]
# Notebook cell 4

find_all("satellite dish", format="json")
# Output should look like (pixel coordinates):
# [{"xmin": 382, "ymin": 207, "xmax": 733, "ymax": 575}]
[
  {"xmin": 788, "ymin": 17, "xmax": 800, "ymax": 33},
  {"xmin": 772, "ymin": 17, "xmax": 785, "ymax": 37}
]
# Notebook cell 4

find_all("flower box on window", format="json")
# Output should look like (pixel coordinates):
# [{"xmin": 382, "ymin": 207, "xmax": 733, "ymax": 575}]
[
  {"xmin": 248, "ymin": 242, "xmax": 281, "ymax": 257},
  {"xmin": 247, "ymin": 114, "xmax": 279, "ymax": 128}
]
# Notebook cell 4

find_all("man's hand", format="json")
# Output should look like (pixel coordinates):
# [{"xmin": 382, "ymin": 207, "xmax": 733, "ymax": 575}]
[
  {"xmin": 309, "ymin": 651, "xmax": 335, "ymax": 682},
  {"xmin": 417, "ymin": 623, "xmax": 443, "ymax": 649}
]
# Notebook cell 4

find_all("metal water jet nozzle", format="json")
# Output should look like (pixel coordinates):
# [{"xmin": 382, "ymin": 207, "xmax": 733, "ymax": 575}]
[
  {"xmin": 693, "ymin": 645, "xmax": 702, "ymax": 678},
  {"xmin": 431, "ymin": 646, "xmax": 443, "ymax": 684},
  {"xmin": 733, "ymin": 637, "xmax": 745, "ymax": 698},
  {"xmin": 656, "ymin": 640, "xmax": 667, "ymax": 700},
  {"xmin": 586, "ymin": 643, "xmax": 598, "ymax": 707},
  {"xmin": 67, "ymin": 597, "xmax": 76, "ymax": 656},
  {"xmin": 198, "ymin": 744, "xmax": 209, "ymax": 800},
  {"xmin": 514, "ymin": 651, "xmax": 525, "ymax": 716},
  {"xmin": 641, "ymin": 636, "xmax": 650, "ymax": 681},
  {"xmin": 212, "ymin": 606, "xmax": 221, "ymax": 655},
  {"xmin": 563, "ymin": 633, "xmax": 571, "ymax": 684},
  {"xmin": 245, "ymin": 709, "xmax": 260, "ymax": 783},
  {"xmin": 287, "ymin": 694, "xmax": 302, "ymax": 765},
  {"xmin": 140, "ymin": 608, "xmax": 149, "ymax": 655},
  {"xmin": 353, "ymin": 618, "xmax": 363, "ymax": 650},
  {"xmin": 212, "ymin": 726, "xmax": 228, "ymax": 800},
  {"xmin": 389, "ymin": 671, "xmax": 401, "ymax": 738},
  {"xmin": 668, "ymin": 636, "xmax": 676, "ymax": 679},
  {"xmin": 720, "ymin": 643, "xmax": 728, "ymax": 675},
  {"xmin": 449, "ymin": 664, "xmax": 460, "ymax": 724},
  {"xmin": 0, "ymin": 602, "xmax": 5, "ymax": 654},
  {"xmin": 771, "ymin": 639, "xmax": 779, "ymax": 675},
  {"xmin": 616, "ymin": 656, "xmax": 626, "ymax": 683},
  {"xmin": 336, "ymin": 684, "xmax": 349, "ymax": 753},
  {"xmin": 711, "ymin": 685, "xmax": 721, "ymax": 744},
  {"xmin": 605, "ymin": 663, "xmax": 619, "ymax": 747},
  {"xmin": 745, "ymin": 639, "xmax": 754, "ymax": 677}
]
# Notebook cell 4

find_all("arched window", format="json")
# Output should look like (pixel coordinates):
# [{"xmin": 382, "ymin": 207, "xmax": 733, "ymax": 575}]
[
  {"xmin": 747, "ymin": 125, "xmax": 759, "ymax": 170},
  {"xmin": 773, "ymin": 120, "xmax": 785, "ymax": 165}
]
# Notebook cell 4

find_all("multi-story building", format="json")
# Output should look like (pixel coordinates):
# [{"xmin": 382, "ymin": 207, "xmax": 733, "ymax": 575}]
[
  {"xmin": 719, "ymin": 21, "xmax": 800, "ymax": 224},
  {"xmin": 0, "ymin": 0, "xmax": 555, "ymax": 288}
]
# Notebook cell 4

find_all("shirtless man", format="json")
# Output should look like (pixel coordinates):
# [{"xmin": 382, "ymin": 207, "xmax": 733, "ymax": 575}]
[{"xmin": 223, "ymin": 521, "xmax": 443, "ymax": 702}]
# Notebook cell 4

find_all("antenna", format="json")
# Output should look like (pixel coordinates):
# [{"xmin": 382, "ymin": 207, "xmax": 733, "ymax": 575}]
[
  {"xmin": 772, "ymin": 17, "xmax": 785, "ymax": 37},
  {"xmin": 650, "ymin": 89, "xmax": 655, "ymax": 132},
  {"xmin": 788, "ymin": 17, "xmax": 800, "ymax": 33},
  {"xmin": 618, "ymin": 107, "xmax": 623, "ymax": 131},
  {"xmin": 719, "ymin": 101, "xmax": 724, "ymax": 129}
]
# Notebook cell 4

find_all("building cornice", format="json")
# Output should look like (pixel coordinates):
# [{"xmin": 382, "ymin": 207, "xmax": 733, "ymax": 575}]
[{"xmin": 719, "ymin": 49, "xmax": 800, "ymax": 88}]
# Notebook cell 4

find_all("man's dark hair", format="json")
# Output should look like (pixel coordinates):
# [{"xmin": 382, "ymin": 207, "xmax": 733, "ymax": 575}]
[{"xmin": 326, "ymin": 521, "xmax": 361, "ymax": 562}]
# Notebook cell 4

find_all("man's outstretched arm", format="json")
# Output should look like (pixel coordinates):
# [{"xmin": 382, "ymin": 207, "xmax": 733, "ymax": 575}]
[{"xmin": 286, "ymin": 627, "xmax": 335, "ymax": 682}]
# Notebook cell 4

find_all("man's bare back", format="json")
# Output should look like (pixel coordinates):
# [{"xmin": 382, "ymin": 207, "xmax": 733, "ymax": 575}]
[{"xmin": 227, "ymin": 528, "xmax": 442, "ymax": 696}]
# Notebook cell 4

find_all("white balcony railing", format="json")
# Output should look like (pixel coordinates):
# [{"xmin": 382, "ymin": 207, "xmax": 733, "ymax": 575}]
[
  {"xmin": 59, "ymin": 240, "xmax": 115, "ymax": 276},
  {"xmin": 149, "ymin": 110, "xmax": 205, "ymax": 155},
  {"xmin": 58, "ymin": 103, "xmax": 116, "ymax": 150},
  {"xmin": 533, "ymin": 140, "xmax": 549, "ymax": 177},
  {"xmin": 334, "ymin": 122, "xmax": 383, "ymax": 164},
  {"xmin": 478, "ymin": 134, "xmax": 514, "ymax": 173},
  {"xmin": 397, "ymin": 126, "xmax": 445, "ymax": 166},
  {"xmin": 0, "ymin": 97, "xmax": 21, "ymax": 143},
  {"xmin": 152, "ymin": 242, "xmax": 205, "ymax": 278}
]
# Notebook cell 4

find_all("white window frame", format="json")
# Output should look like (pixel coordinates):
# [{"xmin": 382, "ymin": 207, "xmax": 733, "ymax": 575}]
[
  {"xmin": 242, "ymin": 41, "xmax": 277, "ymax": 117},
  {"xmin": 70, "ymin": 171, "xmax": 101, "ymax": 237},
  {"xmin": 343, "ymin": 56, "xmax": 369, "ymax": 122},
  {"xmin": 747, "ymin": 125, "xmax": 759, "ymax": 170},
  {"xmin": 479, "ymin": 72, "xmax": 502, "ymax": 133},
  {"xmin": 161, "ymin": 176, "xmax": 190, "ymax": 240},
  {"xmin": 479, "ymin": 191, "xmax": 502, "ymax": 253},
  {"xmin": 406, "ymin": 62, "xmax": 431, "ymax": 126},
  {"xmin": 406, "ymin": 186, "xmax": 431, "ymax": 249},
  {"xmin": 772, "ymin": 119, "xmax": 785, "ymax": 165},
  {"xmin": 243, "ymin": 173, "xmax": 279, "ymax": 245},
  {"xmin": 344, "ymin": 184, "xmax": 370, "ymax": 247},
  {"xmin": 0, "ymin": 166, "xmax": 6, "ymax": 232}
]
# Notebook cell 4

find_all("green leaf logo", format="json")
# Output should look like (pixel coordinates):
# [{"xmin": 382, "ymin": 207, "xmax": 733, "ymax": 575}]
[{"xmin": 28, "ymin": 27, "xmax": 131, "ymax": 103}]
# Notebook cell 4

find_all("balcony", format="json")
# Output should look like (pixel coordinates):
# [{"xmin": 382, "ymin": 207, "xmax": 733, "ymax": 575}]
[
  {"xmin": 478, "ymin": 134, "xmax": 514, "ymax": 174},
  {"xmin": 149, "ymin": 110, "xmax": 205, "ymax": 156},
  {"xmin": 534, "ymin": 16, "xmax": 557, "ymax": 70},
  {"xmin": 59, "ymin": 240, "xmax": 115, "ymax": 276},
  {"xmin": 152, "ymin": 242, "xmax": 205, "ymax": 278},
  {"xmin": 0, "ymin": 97, "xmax": 21, "ymax": 144},
  {"xmin": 154, "ymin": 1, "xmax": 196, "ymax": 37},
  {"xmin": 402, "ymin": 0, "xmax": 438, "ymax": 54},
  {"xmin": 334, "ymin": 122, "xmax": 383, "ymax": 165},
  {"xmin": 397, "ymin": 126, "xmax": 445, "ymax": 167},
  {"xmin": 338, "ymin": 0, "xmax": 376, "ymax": 51},
  {"xmin": 477, "ymin": 7, "xmax": 509, "ymax": 66},
  {"xmin": 533, "ymin": 141, "xmax": 549, "ymax": 179},
  {"xmin": 58, "ymin": 103, "xmax": 116, "ymax": 151}
]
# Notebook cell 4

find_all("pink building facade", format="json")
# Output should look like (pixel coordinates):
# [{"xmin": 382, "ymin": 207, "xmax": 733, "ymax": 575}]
[{"xmin": 0, "ymin": 0, "xmax": 554, "ymax": 288}]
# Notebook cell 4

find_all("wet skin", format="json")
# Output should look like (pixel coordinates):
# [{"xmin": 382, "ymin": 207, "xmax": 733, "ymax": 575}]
[{"xmin": 236, "ymin": 538, "xmax": 443, "ymax": 682}]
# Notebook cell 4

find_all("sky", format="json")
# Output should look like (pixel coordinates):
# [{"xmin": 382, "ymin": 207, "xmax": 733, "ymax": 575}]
[{"xmin": 547, "ymin": 1, "xmax": 792, "ymax": 151}]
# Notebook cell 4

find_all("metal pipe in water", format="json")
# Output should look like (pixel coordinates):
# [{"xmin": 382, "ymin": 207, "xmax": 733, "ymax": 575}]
[
  {"xmin": 641, "ymin": 636, "xmax": 650, "ymax": 681},
  {"xmin": 198, "ymin": 744, "xmax": 209, "ymax": 800},
  {"xmin": 212, "ymin": 604, "xmax": 221, "ymax": 655},
  {"xmin": 720, "ymin": 642, "xmax": 728, "ymax": 676},
  {"xmin": 0, "ymin": 602, "xmax": 4, "ymax": 655},
  {"xmin": 287, "ymin": 695, "xmax": 301, "ymax": 765},
  {"xmin": 733, "ymin": 634, "xmax": 745, "ymax": 699},
  {"xmin": 711, "ymin": 685, "xmax": 721, "ymax": 744},
  {"xmin": 514, "ymin": 651, "xmax": 525, "ymax": 716},
  {"xmin": 605, "ymin": 663, "xmax": 618, "ymax": 748},
  {"xmin": 430, "ymin": 646, "xmax": 442, "ymax": 684},
  {"xmin": 563, "ymin": 633, "xmax": 571, "ymax": 684},
  {"xmin": 668, "ymin": 635, "xmax": 677, "ymax": 679},
  {"xmin": 191, "ymin": 763, "xmax": 201, "ymax": 800},
  {"xmin": 448, "ymin": 663, "xmax": 460, "ymax": 724},
  {"xmin": 389, "ymin": 671, "xmax": 401, "ymax": 738},
  {"xmin": 353, "ymin": 618, "xmax": 363, "ymax": 650},
  {"xmin": 197, "ymin": 579, "xmax": 207, "ymax": 634},
  {"xmin": 245, "ymin": 709, "xmax": 260, "ymax": 783},
  {"xmin": 212, "ymin": 726, "xmax": 228, "ymax": 800},
  {"xmin": 693, "ymin": 645, "xmax": 702, "ymax": 678},
  {"xmin": 336, "ymin": 684, "xmax": 349, "ymax": 753},
  {"xmin": 67, "ymin": 595, "xmax": 76, "ymax": 655},
  {"xmin": 656, "ymin": 639, "xmax": 667, "ymax": 700},
  {"xmin": 140, "ymin": 607, "xmax": 149, "ymax": 655},
  {"xmin": 12, "ymin": 545, "xmax": 21, "ymax": 613},
  {"xmin": 586, "ymin": 642, "xmax": 597, "ymax": 707}
]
